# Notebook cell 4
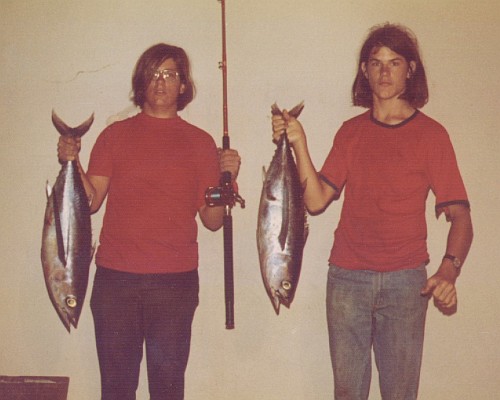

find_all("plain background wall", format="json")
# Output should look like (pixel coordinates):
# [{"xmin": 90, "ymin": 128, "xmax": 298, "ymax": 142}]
[{"xmin": 1, "ymin": 1, "xmax": 499, "ymax": 399}]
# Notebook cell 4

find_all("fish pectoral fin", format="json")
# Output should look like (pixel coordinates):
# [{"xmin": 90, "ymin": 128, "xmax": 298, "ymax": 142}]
[
  {"xmin": 266, "ymin": 192, "xmax": 277, "ymax": 202},
  {"xmin": 60, "ymin": 209, "xmax": 75, "ymax": 267},
  {"xmin": 278, "ymin": 184, "xmax": 290, "ymax": 250},
  {"xmin": 278, "ymin": 228, "xmax": 287, "ymax": 251},
  {"xmin": 264, "ymin": 180, "xmax": 277, "ymax": 201}
]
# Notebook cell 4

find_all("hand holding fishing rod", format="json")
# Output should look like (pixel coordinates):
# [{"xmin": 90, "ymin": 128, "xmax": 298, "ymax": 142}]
[{"xmin": 205, "ymin": 149, "xmax": 244, "ymax": 209}]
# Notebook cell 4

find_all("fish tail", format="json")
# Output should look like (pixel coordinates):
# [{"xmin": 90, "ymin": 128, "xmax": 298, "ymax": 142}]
[
  {"xmin": 270, "ymin": 102, "xmax": 304, "ymax": 118},
  {"xmin": 52, "ymin": 110, "xmax": 94, "ymax": 138}
]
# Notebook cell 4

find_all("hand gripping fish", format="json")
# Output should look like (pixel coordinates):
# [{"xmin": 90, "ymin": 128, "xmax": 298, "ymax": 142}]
[
  {"xmin": 257, "ymin": 102, "xmax": 309, "ymax": 314},
  {"xmin": 41, "ymin": 111, "xmax": 94, "ymax": 332}
]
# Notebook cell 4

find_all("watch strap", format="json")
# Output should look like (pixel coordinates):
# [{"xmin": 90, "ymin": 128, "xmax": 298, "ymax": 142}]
[{"xmin": 443, "ymin": 254, "xmax": 462, "ymax": 269}]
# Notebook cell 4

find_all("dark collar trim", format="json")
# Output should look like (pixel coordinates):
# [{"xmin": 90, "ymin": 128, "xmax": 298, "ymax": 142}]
[{"xmin": 370, "ymin": 109, "xmax": 420, "ymax": 129}]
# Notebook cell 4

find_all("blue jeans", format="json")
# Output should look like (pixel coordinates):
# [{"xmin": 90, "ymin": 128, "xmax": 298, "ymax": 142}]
[
  {"xmin": 90, "ymin": 267, "xmax": 199, "ymax": 400},
  {"xmin": 326, "ymin": 264, "xmax": 428, "ymax": 400}
]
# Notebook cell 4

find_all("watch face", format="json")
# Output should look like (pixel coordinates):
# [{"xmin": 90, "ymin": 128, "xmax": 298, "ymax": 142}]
[{"xmin": 444, "ymin": 254, "xmax": 461, "ymax": 269}]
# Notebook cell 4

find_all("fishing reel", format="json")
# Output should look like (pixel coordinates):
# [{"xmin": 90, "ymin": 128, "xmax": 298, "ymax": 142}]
[{"xmin": 205, "ymin": 171, "xmax": 245, "ymax": 209}]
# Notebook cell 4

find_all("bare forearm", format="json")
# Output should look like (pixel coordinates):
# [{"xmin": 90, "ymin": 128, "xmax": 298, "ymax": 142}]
[
  {"xmin": 421, "ymin": 206, "xmax": 472, "ymax": 312},
  {"xmin": 75, "ymin": 159, "xmax": 110, "ymax": 214},
  {"xmin": 436, "ymin": 206, "xmax": 473, "ymax": 281},
  {"xmin": 444, "ymin": 208, "xmax": 473, "ymax": 263},
  {"xmin": 293, "ymin": 140, "xmax": 336, "ymax": 214},
  {"xmin": 76, "ymin": 159, "xmax": 96, "ymax": 206}
]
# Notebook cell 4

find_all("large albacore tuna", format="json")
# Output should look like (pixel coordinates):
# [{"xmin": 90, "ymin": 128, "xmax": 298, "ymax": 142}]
[
  {"xmin": 257, "ymin": 102, "xmax": 308, "ymax": 314},
  {"xmin": 41, "ymin": 111, "xmax": 94, "ymax": 332}
]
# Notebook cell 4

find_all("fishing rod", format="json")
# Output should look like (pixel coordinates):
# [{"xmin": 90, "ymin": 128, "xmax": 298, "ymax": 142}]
[{"xmin": 205, "ymin": 0, "xmax": 245, "ymax": 330}]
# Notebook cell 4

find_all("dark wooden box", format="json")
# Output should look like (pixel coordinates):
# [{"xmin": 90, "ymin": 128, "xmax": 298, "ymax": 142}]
[{"xmin": 0, "ymin": 376, "xmax": 69, "ymax": 400}]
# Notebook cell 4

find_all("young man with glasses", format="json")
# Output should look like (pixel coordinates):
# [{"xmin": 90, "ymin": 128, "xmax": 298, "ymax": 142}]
[{"xmin": 58, "ymin": 43, "xmax": 241, "ymax": 400}]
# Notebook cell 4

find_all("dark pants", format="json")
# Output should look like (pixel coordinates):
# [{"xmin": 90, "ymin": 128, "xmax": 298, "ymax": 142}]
[{"xmin": 90, "ymin": 267, "xmax": 199, "ymax": 400}]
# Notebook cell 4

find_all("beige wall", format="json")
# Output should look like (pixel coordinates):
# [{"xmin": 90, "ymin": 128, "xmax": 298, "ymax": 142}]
[{"xmin": 1, "ymin": 1, "xmax": 499, "ymax": 399}]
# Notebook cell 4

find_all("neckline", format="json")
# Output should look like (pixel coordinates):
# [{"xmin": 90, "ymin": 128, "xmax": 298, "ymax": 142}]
[
  {"xmin": 139, "ymin": 111, "xmax": 181, "ymax": 123},
  {"xmin": 370, "ymin": 109, "xmax": 420, "ymax": 129}
]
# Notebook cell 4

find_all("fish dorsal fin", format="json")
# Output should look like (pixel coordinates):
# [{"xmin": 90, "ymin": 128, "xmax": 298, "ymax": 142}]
[{"xmin": 45, "ymin": 181, "xmax": 52, "ymax": 199}]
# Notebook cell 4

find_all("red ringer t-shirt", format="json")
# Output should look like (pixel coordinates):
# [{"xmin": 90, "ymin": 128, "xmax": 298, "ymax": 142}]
[
  {"xmin": 319, "ymin": 110, "xmax": 469, "ymax": 272},
  {"xmin": 87, "ymin": 112, "xmax": 220, "ymax": 274}
]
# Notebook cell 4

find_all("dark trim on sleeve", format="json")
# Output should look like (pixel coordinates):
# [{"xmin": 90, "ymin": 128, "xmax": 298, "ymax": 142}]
[
  {"xmin": 435, "ymin": 200, "xmax": 470, "ymax": 212},
  {"xmin": 319, "ymin": 174, "xmax": 340, "ymax": 194}
]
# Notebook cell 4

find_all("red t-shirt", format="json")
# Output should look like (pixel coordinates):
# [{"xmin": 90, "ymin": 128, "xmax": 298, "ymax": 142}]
[
  {"xmin": 319, "ymin": 110, "xmax": 469, "ymax": 272},
  {"xmin": 87, "ymin": 112, "xmax": 220, "ymax": 274}
]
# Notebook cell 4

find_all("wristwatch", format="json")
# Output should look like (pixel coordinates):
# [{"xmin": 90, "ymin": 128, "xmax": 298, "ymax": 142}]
[{"xmin": 443, "ymin": 254, "xmax": 462, "ymax": 270}]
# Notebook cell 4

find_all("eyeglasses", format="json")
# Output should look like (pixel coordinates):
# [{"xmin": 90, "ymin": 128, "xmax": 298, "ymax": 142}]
[{"xmin": 152, "ymin": 69, "xmax": 180, "ymax": 82}]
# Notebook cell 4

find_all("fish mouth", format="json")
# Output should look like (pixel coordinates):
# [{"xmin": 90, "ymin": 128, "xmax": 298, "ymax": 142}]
[
  {"xmin": 270, "ymin": 288, "xmax": 293, "ymax": 315},
  {"xmin": 54, "ymin": 306, "xmax": 80, "ymax": 333},
  {"xmin": 272, "ymin": 296, "xmax": 281, "ymax": 315}
]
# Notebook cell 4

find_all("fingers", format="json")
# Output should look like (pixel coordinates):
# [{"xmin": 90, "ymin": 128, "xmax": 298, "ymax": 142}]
[
  {"xmin": 272, "ymin": 111, "xmax": 305, "ymax": 145},
  {"xmin": 272, "ymin": 114, "xmax": 287, "ymax": 142},
  {"xmin": 432, "ymin": 281, "xmax": 457, "ymax": 309},
  {"xmin": 57, "ymin": 136, "xmax": 81, "ymax": 162},
  {"xmin": 272, "ymin": 110, "xmax": 298, "ymax": 144},
  {"xmin": 219, "ymin": 148, "xmax": 241, "ymax": 180},
  {"xmin": 422, "ymin": 277, "xmax": 457, "ymax": 313}
]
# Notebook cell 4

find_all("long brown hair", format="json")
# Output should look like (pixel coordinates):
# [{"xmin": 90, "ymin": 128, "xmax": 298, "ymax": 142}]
[
  {"xmin": 352, "ymin": 23, "xmax": 428, "ymax": 108},
  {"xmin": 131, "ymin": 43, "xmax": 195, "ymax": 111}
]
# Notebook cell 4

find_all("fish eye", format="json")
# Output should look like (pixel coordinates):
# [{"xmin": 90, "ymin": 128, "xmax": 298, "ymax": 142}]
[
  {"xmin": 282, "ymin": 280, "xmax": 292, "ymax": 290},
  {"xmin": 66, "ymin": 296, "xmax": 77, "ymax": 308}
]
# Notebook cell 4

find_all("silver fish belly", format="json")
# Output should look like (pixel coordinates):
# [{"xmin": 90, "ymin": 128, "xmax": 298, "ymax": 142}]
[
  {"xmin": 41, "ymin": 111, "xmax": 94, "ymax": 332},
  {"xmin": 257, "ymin": 103, "xmax": 308, "ymax": 314}
]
